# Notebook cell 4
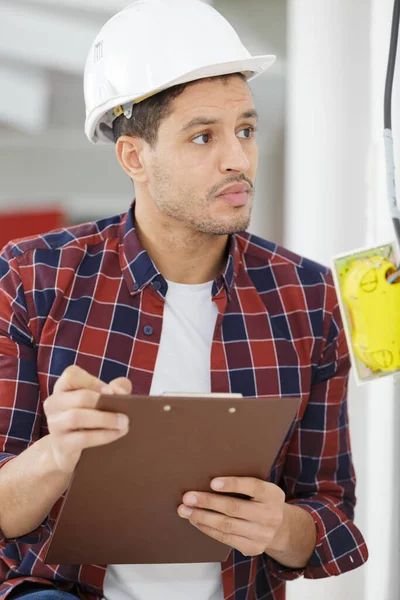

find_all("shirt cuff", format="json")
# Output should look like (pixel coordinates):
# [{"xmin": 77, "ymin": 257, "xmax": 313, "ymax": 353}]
[{"xmin": 265, "ymin": 499, "xmax": 368, "ymax": 581}]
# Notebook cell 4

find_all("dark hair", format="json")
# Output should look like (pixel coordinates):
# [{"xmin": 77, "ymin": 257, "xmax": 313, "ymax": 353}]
[{"xmin": 112, "ymin": 73, "xmax": 247, "ymax": 147}]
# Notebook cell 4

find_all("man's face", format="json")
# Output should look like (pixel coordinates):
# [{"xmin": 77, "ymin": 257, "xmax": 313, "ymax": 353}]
[{"xmin": 144, "ymin": 76, "xmax": 258, "ymax": 236}]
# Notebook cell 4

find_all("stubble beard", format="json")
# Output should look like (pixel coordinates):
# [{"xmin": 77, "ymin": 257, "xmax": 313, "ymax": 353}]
[{"xmin": 151, "ymin": 166, "xmax": 254, "ymax": 236}]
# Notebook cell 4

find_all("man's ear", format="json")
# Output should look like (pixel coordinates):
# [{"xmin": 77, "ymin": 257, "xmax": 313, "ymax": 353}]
[{"xmin": 115, "ymin": 135, "xmax": 149, "ymax": 183}]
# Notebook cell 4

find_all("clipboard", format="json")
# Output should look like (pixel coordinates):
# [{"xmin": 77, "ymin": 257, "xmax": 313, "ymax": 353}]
[{"xmin": 44, "ymin": 394, "xmax": 300, "ymax": 566}]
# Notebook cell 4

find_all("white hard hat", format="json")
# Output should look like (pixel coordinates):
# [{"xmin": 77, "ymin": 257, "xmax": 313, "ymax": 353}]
[{"xmin": 84, "ymin": 0, "xmax": 276, "ymax": 144}]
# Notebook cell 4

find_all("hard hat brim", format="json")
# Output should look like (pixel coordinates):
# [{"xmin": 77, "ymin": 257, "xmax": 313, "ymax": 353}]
[{"xmin": 86, "ymin": 54, "xmax": 276, "ymax": 144}]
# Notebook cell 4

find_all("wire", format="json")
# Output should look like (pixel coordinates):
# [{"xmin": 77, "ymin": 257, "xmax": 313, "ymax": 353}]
[
  {"xmin": 384, "ymin": 0, "xmax": 400, "ymax": 278},
  {"xmin": 384, "ymin": 0, "xmax": 400, "ymax": 130}
]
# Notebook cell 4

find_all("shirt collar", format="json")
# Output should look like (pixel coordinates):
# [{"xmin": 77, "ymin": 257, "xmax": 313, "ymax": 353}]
[{"xmin": 119, "ymin": 203, "xmax": 241, "ymax": 299}]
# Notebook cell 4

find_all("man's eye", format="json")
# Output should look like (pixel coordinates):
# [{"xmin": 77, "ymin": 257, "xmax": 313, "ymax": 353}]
[
  {"xmin": 192, "ymin": 133, "xmax": 211, "ymax": 145},
  {"xmin": 237, "ymin": 128, "xmax": 255, "ymax": 139}
]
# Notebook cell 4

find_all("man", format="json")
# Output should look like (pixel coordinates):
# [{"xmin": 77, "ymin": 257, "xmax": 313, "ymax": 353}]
[{"xmin": 0, "ymin": 1, "xmax": 368, "ymax": 599}]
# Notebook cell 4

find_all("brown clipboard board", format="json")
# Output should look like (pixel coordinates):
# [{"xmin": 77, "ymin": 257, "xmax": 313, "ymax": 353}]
[{"xmin": 44, "ymin": 394, "xmax": 300, "ymax": 566}]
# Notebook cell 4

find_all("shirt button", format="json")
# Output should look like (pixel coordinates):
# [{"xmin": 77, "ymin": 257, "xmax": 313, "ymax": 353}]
[
  {"xmin": 143, "ymin": 325, "xmax": 153, "ymax": 336},
  {"xmin": 132, "ymin": 283, "xmax": 139, "ymax": 292},
  {"xmin": 152, "ymin": 280, "xmax": 161, "ymax": 292}
]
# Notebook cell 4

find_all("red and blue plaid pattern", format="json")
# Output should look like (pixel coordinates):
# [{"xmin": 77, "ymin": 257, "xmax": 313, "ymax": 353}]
[{"xmin": 0, "ymin": 204, "xmax": 368, "ymax": 600}]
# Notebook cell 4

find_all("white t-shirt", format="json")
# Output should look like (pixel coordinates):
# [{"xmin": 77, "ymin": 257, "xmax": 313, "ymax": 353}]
[{"xmin": 103, "ymin": 279, "xmax": 224, "ymax": 600}]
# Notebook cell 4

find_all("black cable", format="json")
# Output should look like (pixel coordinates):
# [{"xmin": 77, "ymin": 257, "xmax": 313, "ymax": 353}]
[
  {"xmin": 384, "ymin": 0, "xmax": 400, "ymax": 130},
  {"xmin": 384, "ymin": 0, "xmax": 400, "ymax": 257},
  {"xmin": 394, "ymin": 217, "xmax": 400, "ymax": 245}
]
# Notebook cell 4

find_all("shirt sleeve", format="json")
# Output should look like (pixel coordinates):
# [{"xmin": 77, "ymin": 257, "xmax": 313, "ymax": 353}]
[
  {"xmin": 0, "ymin": 243, "xmax": 49, "ymax": 548},
  {"xmin": 265, "ymin": 301, "xmax": 368, "ymax": 580}
]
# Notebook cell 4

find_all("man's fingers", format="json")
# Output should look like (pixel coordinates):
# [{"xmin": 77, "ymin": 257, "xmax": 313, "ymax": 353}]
[
  {"xmin": 181, "ymin": 491, "xmax": 275, "ymax": 527},
  {"xmin": 182, "ymin": 491, "xmax": 253, "ymax": 520},
  {"xmin": 53, "ymin": 365, "xmax": 106, "ymax": 395},
  {"xmin": 44, "ymin": 389, "xmax": 102, "ymax": 416},
  {"xmin": 46, "ymin": 367, "xmax": 132, "ymax": 473},
  {"xmin": 188, "ymin": 522, "xmax": 265, "ymax": 557},
  {"xmin": 47, "ymin": 407, "xmax": 129, "ymax": 433},
  {"xmin": 178, "ymin": 505, "xmax": 270, "ymax": 545},
  {"xmin": 63, "ymin": 428, "xmax": 130, "ymax": 453},
  {"xmin": 53, "ymin": 366, "xmax": 132, "ymax": 396},
  {"xmin": 109, "ymin": 377, "xmax": 132, "ymax": 395},
  {"xmin": 210, "ymin": 477, "xmax": 284, "ymax": 504}
]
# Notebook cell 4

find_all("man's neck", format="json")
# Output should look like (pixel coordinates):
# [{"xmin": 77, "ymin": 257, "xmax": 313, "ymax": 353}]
[{"xmin": 133, "ymin": 202, "xmax": 229, "ymax": 285}]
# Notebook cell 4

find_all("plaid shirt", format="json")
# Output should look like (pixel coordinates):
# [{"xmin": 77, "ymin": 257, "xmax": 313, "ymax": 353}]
[{"xmin": 0, "ymin": 204, "xmax": 368, "ymax": 600}]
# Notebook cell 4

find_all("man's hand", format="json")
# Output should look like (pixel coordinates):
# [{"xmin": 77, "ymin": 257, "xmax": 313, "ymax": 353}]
[
  {"xmin": 43, "ymin": 365, "xmax": 132, "ymax": 474},
  {"xmin": 178, "ymin": 477, "xmax": 285, "ymax": 557},
  {"xmin": 178, "ymin": 477, "xmax": 316, "ymax": 567}
]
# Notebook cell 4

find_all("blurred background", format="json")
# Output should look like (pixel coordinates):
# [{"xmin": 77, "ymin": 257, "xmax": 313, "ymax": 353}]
[{"xmin": 1, "ymin": 0, "xmax": 400, "ymax": 598}]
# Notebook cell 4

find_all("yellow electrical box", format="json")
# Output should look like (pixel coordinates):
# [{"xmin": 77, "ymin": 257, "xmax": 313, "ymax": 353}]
[{"xmin": 332, "ymin": 243, "xmax": 400, "ymax": 384}]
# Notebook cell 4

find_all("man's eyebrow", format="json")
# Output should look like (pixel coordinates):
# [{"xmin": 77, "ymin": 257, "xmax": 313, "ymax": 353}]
[
  {"xmin": 180, "ymin": 110, "xmax": 259, "ymax": 132},
  {"xmin": 240, "ymin": 109, "xmax": 259, "ymax": 122}
]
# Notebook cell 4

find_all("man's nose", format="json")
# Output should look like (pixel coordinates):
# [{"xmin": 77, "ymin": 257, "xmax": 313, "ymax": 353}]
[{"xmin": 219, "ymin": 137, "xmax": 251, "ymax": 174}]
